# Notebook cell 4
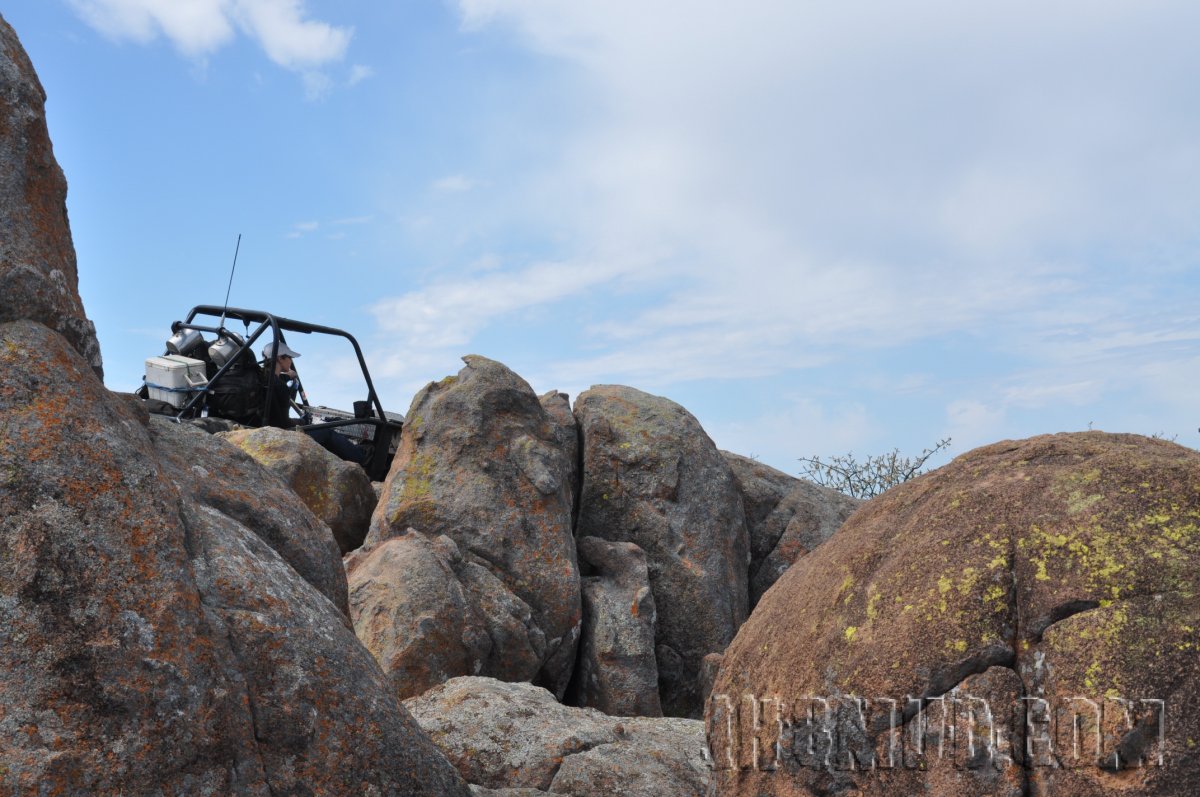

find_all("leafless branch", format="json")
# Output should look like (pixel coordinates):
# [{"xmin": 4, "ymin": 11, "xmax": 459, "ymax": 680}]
[{"xmin": 798, "ymin": 438, "xmax": 952, "ymax": 499}]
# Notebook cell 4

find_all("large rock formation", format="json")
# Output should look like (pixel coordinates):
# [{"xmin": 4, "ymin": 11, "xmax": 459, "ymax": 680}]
[
  {"xmin": 708, "ymin": 432, "xmax": 1200, "ymax": 796},
  {"xmin": 221, "ymin": 426, "xmax": 377, "ymax": 554},
  {"xmin": 366, "ymin": 356, "xmax": 581, "ymax": 697},
  {"xmin": 723, "ymin": 452, "xmax": 862, "ymax": 604},
  {"xmin": 0, "ymin": 15, "xmax": 102, "ymax": 377},
  {"xmin": 569, "ymin": 536, "xmax": 661, "ymax": 717},
  {"xmin": 150, "ymin": 416, "xmax": 350, "ymax": 615},
  {"xmin": 406, "ymin": 676, "xmax": 710, "ymax": 797},
  {"xmin": 575, "ymin": 386, "xmax": 748, "ymax": 717},
  {"xmin": 348, "ymin": 531, "xmax": 550, "ymax": 699},
  {"xmin": 540, "ymin": 390, "xmax": 581, "ymax": 525},
  {"xmin": 0, "ymin": 17, "xmax": 469, "ymax": 793},
  {"xmin": 0, "ymin": 321, "xmax": 469, "ymax": 795}
]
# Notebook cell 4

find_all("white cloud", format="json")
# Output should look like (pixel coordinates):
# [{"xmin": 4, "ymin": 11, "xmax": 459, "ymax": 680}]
[
  {"xmin": 68, "ymin": 0, "xmax": 351, "ymax": 81},
  {"xmin": 348, "ymin": 63, "xmax": 375, "ymax": 86},
  {"xmin": 286, "ymin": 220, "xmax": 319, "ymax": 238},
  {"xmin": 233, "ymin": 0, "xmax": 351, "ymax": 70},
  {"xmin": 432, "ymin": 0, "xmax": 1200, "ymax": 411},
  {"xmin": 68, "ymin": 0, "xmax": 234, "ymax": 56},
  {"xmin": 432, "ymin": 175, "xmax": 479, "ymax": 194},
  {"xmin": 944, "ymin": 399, "xmax": 1008, "ymax": 452},
  {"xmin": 301, "ymin": 70, "xmax": 333, "ymax": 100},
  {"xmin": 705, "ymin": 396, "xmax": 876, "ymax": 475},
  {"xmin": 467, "ymin": 253, "xmax": 503, "ymax": 272},
  {"xmin": 370, "ymin": 256, "xmax": 642, "ymax": 350},
  {"xmin": 1003, "ymin": 381, "xmax": 1098, "ymax": 410}
]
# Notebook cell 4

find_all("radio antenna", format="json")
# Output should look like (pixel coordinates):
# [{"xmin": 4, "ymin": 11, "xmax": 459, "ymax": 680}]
[{"xmin": 218, "ymin": 233, "xmax": 242, "ymax": 331}]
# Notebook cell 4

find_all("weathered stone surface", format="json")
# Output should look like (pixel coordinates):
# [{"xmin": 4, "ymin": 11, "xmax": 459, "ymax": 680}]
[
  {"xmin": 722, "ymin": 452, "xmax": 798, "ymax": 531},
  {"xmin": 470, "ymin": 788, "xmax": 551, "ymax": 797},
  {"xmin": 575, "ymin": 386, "xmax": 748, "ymax": 717},
  {"xmin": 367, "ymin": 356, "xmax": 581, "ymax": 697},
  {"xmin": 723, "ymin": 452, "xmax": 863, "ymax": 604},
  {"xmin": 698, "ymin": 652, "xmax": 723, "ymax": 707},
  {"xmin": 347, "ymin": 531, "xmax": 549, "ymax": 700},
  {"xmin": 540, "ymin": 390, "xmax": 580, "ymax": 525},
  {"xmin": 406, "ymin": 677, "xmax": 710, "ymax": 797},
  {"xmin": 0, "ymin": 15, "xmax": 102, "ymax": 377},
  {"xmin": 182, "ymin": 497, "xmax": 471, "ymax": 796},
  {"xmin": 149, "ymin": 415, "xmax": 349, "ymax": 617},
  {"xmin": 569, "ymin": 536, "xmax": 661, "ymax": 717},
  {"xmin": 0, "ymin": 320, "xmax": 469, "ymax": 796},
  {"xmin": 221, "ymin": 426, "xmax": 377, "ymax": 554},
  {"xmin": 709, "ymin": 432, "xmax": 1200, "ymax": 796}
]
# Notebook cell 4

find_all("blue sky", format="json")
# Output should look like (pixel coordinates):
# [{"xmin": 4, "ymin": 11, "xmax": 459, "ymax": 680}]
[{"xmin": 6, "ymin": 0, "xmax": 1200, "ymax": 475}]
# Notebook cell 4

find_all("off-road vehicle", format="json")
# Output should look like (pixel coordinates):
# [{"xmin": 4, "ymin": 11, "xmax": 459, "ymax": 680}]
[{"xmin": 138, "ymin": 305, "xmax": 403, "ymax": 481}]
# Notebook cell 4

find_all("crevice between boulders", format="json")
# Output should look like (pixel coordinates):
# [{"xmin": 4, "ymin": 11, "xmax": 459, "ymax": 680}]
[
  {"xmin": 870, "ymin": 643, "xmax": 1016, "ymax": 735},
  {"xmin": 571, "ymin": 403, "xmax": 584, "ymax": 535},
  {"xmin": 542, "ymin": 731, "xmax": 623, "ymax": 791},
  {"xmin": 1027, "ymin": 599, "xmax": 1101, "ymax": 644}
]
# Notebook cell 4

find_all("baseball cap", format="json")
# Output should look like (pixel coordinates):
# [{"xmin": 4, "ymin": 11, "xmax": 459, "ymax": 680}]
[{"xmin": 262, "ymin": 340, "xmax": 301, "ymax": 360}]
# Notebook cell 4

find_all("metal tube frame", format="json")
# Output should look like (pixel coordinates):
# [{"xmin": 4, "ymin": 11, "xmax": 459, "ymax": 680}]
[{"xmin": 163, "ymin": 305, "xmax": 400, "ymax": 480}]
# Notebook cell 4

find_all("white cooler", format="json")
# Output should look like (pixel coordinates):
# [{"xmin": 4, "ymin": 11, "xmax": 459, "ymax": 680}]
[{"xmin": 144, "ymin": 354, "xmax": 208, "ymax": 408}]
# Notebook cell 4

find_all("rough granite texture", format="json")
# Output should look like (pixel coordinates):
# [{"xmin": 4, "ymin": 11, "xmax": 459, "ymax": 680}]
[
  {"xmin": 723, "ymin": 451, "xmax": 863, "ymax": 605},
  {"xmin": 709, "ymin": 432, "xmax": 1200, "ymax": 796},
  {"xmin": 575, "ymin": 385, "xmax": 749, "ymax": 718},
  {"xmin": 220, "ymin": 426, "xmax": 377, "ymax": 554},
  {"xmin": 540, "ymin": 390, "xmax": 581, "ymax": 528},
  {"xmin": 0, "ymin": 320, "xmax": 469, "ymax": 796},
  {"xmin": 0, "ymin": 14, "xmax": 102, "ymax": 377},
  {"xmin": 568, "ymin": 536, "xmax": 662, "ymax": 717},
  {"xmin": 347, "ymin": 531, "xmax": 547, "ymax": 699},
  {"xmin": 406, "ymin": 676, "xmax": 710, "ymax": 797},
  {"xmin": 366, "ymin": 356, "xmax": 581, "ymax": 697},
  {"xmin": 149, "ymin": 415, "xmax": 350, "ymax": 617}
]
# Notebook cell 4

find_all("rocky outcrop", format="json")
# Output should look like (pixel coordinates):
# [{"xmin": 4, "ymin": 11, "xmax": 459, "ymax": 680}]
[
  {"xmin": 149, "ymin": 416, "xmax": 349, "ymax": 616},
  {"xmin": 348, "ymin": 531, "xmax": 551, "ymax": 699},
  {"xmin": 406, "ymin": 677, "xmax": 710, "ymax": 797},
  {"xmin": 575, "ymin": 386, "xmax": 748, "ymax": 717},
  {"xmin": 568, "ymin": 535, "xmax": 662, "ymax": 715},
  {"xmin": 0, "ymin": 320, "xmax": 469, "ymax": 796},
  {"xmin": 723, "ymin": 452, "xmax": 862, "ymax": 604},
  {"xmin": 569, "ymin": 536, "xmax": 661, "ymax": 717},
  {"xmin": 366, "ymin": 356, "xmax": 581, "ymax": 697},
  {"xmin": 540, "ymin": 390, "xmax": 581, "ymax": 524},
  {"xmin": 0, "ymin": 15, "xmax": 102, "ymax": 377},
  {"xmin": 709, "ymin": 432, "xmax": 1200, "ymax": 796},
  {"xmin": 221, "ymin": 426, "xmax": 377, "ymax": 554}
]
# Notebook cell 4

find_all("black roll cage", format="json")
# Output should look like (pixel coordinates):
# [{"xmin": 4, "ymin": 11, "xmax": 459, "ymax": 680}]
[{"xmin": 167, "ymin": 305, "xmax": 401, "ymax": 480}]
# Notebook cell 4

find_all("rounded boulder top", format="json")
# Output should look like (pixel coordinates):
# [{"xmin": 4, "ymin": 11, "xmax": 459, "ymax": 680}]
[{"xmin": 709, "ymin": 431, "xmax": 1200, "ymax": 797}]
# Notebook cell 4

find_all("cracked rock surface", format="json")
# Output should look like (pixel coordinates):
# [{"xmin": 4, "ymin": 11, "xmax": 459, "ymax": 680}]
[
  {"xmin": 568, "ymin": 536, "xmax": 661, "ymax": 717},
  {"xmin": 406, "ymin": 676, "xmax": 709, "ymax": 796},
  {"xmin": 722, "ymin": 451, "xmax": 862, "ymax": 606},
  {"xmin": 366, "ymin": 356, "xmax": 581, "ymax": 699},
  {"xmin": 221, "ymin": 426, "xmax": 377, "ymax": 555},
  {"xmin": 708, "ymin": 432, "xmax": 1200, "ymax": 796},
  {"xmin": 348, "ymin": 531, "xmax": 548, "ymax": 700},
  {"xmin": 575, "ymin": 386, "xmax": 749, "ymax": 718},
  {"xmin": 0, "ymin": 321, "xmax": 469, "ymax": 795}
]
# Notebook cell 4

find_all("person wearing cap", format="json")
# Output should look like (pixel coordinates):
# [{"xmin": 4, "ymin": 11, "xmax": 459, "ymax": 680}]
[
  {"xmin": 262, "ymin": 340, "xmax": 305, "ymax": 427},
  {"xmin": 262, "ymin": 340, "xmax": 368, "ymax": 465}
]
